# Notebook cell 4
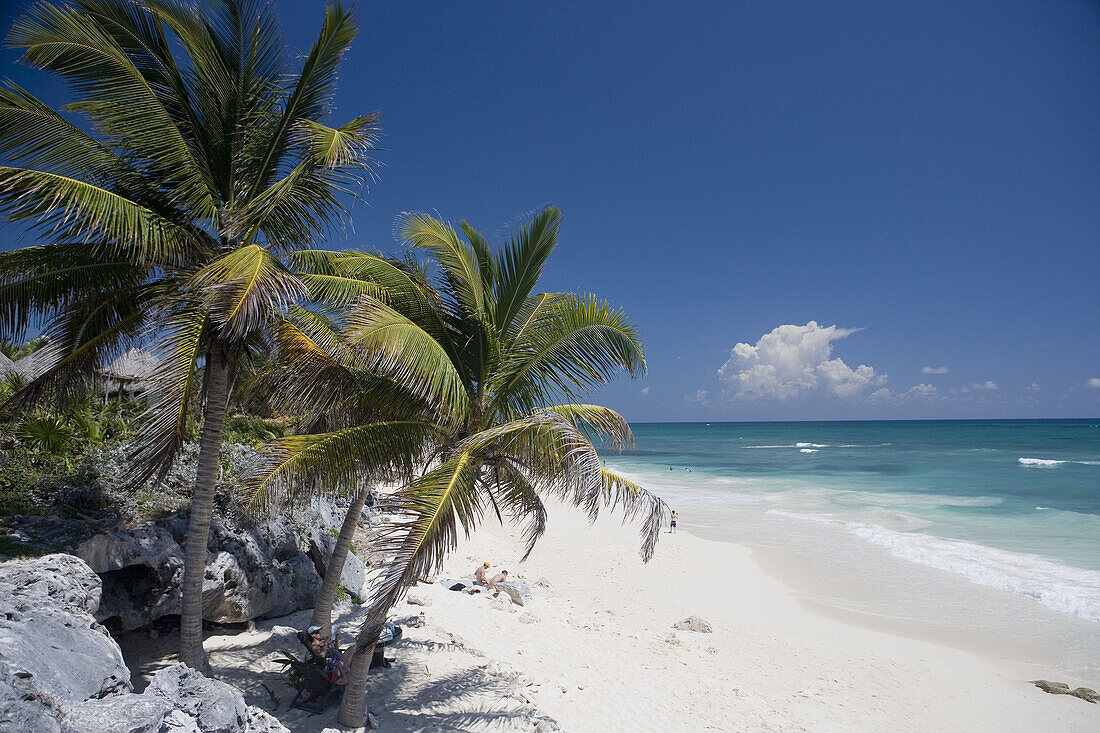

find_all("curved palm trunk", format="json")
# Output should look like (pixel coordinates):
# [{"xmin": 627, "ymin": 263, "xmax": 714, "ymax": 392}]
[
  {"xmin": 337, "ymin": 607, "xmax": 388, "ymax": 726},
  {"xmin": 310, "ymin": 490, "xmax": 368, "ymax": 639},
  {"xmin": 179, "ymin": 343, "xmax": 229, "ymax": 675}
]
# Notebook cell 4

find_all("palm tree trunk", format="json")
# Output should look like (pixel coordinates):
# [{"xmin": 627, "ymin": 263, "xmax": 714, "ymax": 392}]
[
  {"xmin": 337, "ymin": 608, "xmax": 387, "ymax": 727},
  {"xmin": 179, "ymin": 341, "xmax": 229, "ymax": 675},
  {"xmin": 311, "ymin": 490, "xmax": 368, "ymax": 639}
]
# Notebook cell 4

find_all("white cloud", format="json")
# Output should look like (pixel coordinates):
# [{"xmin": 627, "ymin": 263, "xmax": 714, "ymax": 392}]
[
  {"xmin": 641, "ymin": 386, "xmax": 651, "ymax": 396},
  {"xmin": 921, "ymin": 366, "xmax": 949, "ymax": 375},
  {"xmin": 869, "ymin": 383, "xmax": 938, "ymax": 404},
  {"xmin": 684, "ymin": 389, "xmax": 708, "ymax": 405},
  {"xmin": 969, "ymin": 380, "xmax": 998, "ymax": 391},
  {"xmin": 718, "ymin": 321, "xmax": 885, "ymax": 400},
  {"xmin": 1027, "ymin": 382, "xmax": 1040, "ymax": 393},
  {"xmin": 1088, "ymin": 378, "xmax": 1100, "ymax": 389}
]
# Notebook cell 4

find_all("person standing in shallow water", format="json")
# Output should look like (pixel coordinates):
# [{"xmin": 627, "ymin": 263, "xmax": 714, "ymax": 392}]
[{"xmin": 669, "ymin": 510, "xmax": 678, "ymax": 533}]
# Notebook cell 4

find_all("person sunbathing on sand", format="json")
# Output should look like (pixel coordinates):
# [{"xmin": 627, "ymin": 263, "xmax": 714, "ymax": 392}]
[
  {"xmin": 488, "ymin": 569, "xmax": 508, "ymax": 588},
  {"xmin": 475, "ymin": 561, "xmax": 491, "ymax": 586}
]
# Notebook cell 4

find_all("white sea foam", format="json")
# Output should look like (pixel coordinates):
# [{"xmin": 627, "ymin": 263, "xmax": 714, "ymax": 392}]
[
  {"xmin": 800, "ymin": 448, "xmax": 818, "ymax": 453},
  {"xmin": 765, "ymin": 509, "xmax": 835, "ymax": 523},
  {"xmin": 796, "ymin": 442, "xmax": 829, "ymax": 448},
  {"xmin": 1019, "ymin": 458, "xmax": 1066, "ymax": 467},
  {"xmin": 844, "ymin": 522, "xmax": 1100, "ymax": 623},
  {"xmin": 1019, "ymin": 457, "xmax": 1100, "ymax": 467}
]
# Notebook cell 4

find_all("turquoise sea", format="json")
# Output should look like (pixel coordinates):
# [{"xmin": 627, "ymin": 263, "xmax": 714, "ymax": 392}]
[{"xmin": 601, "ymin": 420, "xmax": 1100, "ymax": 679}]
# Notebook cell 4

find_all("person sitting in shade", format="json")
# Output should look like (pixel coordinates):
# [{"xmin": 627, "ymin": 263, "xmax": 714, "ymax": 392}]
[
  {"xmin": 488, "ymin": 569, "xmax": 508, "ymax": 588},
  {"xmin": 474, "ymin": 561, "xmax": 492, "ymax": 586}
]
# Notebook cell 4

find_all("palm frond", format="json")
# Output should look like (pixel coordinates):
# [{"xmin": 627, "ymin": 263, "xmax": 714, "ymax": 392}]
[
  {"xmin": 544, "ymin": 403, "xmax": 635, "ymax": 452},
  {"xmin": 397, "ymin": 211, "xmax": 486, "ymax": 320},
  {"xmin": 491, "ymin": 293, "xmax": 645, "ymax": 414},
  {"xmin": 365, "ymin": 450, "xmax": 482, "ymax": 616},
  {"xmin": 296, "ymin": 113, "xmax": 381, "ymax": 169},
  {"xmin": 126, "ymin": 306, "xmax": 207, "ymax": 485},
  {"xmin": 343, "ymin": 296, "xmax": 470, "ymax": 424},
  {"xmin": 0, "ymin": 242, "xmax": 144, "ymax": 339},
  {"xmin": 248, "ymin": 1, "xmax": 357, "ymax": 194},
  {"xmin": 242, "ymin": 420, "xmax": 437, "ymax": 513},
  {"xmin": 8, "ymin": 0, "xmax": 217, "ymax": 216},
  {"xmin": 600, "ymin": 468, "xmax": 666, "ymax": 562},
  {"xmin": 491, "ymin": 206, "xmax": 561, "ymax": 335},
  {"xmin": 2, "ymin": 289, "xmax": 145, "ymax": 410},
  {"xmin": 0, "ymin": 82, "xmax": 178, "ymax": 214},
  {"xmin": 489, "ymin": 460, "xmax": 548, "ymax": 561},
  {"xmin": 191, "ymin": 244, "xmax": 308, "ymax": 340},
  {"xmin": 456, "ymin": 411, "xmax": 604, "ymax": 515},
  {"xmin": 0, "ymin": 167, "xmax": 197, "ymax": 265}
]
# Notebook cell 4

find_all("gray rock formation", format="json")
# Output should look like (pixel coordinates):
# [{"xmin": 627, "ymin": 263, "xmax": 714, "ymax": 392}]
[
  {"xmin": 1030, "ymin": 679, "xmax": 1099, "ymax": 703},
  {"xmin": 69, "ymin": 497, "xmax": 367, "ymax": 631},
  {"xmin": 0, "ymin": 554, "xmax": 131, "ymax": 723},
  {"xmin": 0, "ymin": 554, "xmax": 290, "ymax": 732},
  {"xmin": 495, "ymin": 579, "xmax": 533, "ymax": 606},
  {"xmin": 672, "ymin": 615, "xmax": 713, "ymax": 633}
]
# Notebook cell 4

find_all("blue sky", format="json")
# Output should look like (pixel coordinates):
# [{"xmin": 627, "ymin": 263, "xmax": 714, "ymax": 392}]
[{"xmin": 2, "ymin": 0, "xmax": 1098, "ymax": 421}]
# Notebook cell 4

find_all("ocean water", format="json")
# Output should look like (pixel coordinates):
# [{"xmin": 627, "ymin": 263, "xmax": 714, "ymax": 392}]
[{"xmin": 600, "ymin": 420, "xmax": 1100, "ymax": 679}]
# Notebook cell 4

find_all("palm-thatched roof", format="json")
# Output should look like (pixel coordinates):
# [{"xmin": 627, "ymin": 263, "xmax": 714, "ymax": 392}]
[
  {"xmin": 103, "ymin": 348, "xmax": 159, "ymax": 382},
  {"xmin": 0, "ymin": 351, "xmax": 15, "ymax": 377},
  {"xmin": 13, "ymin": 350, "xmax": 48, "ymax": 380},
  {"xmin": 102, "ymin": 348, "xmax": 158, "ymax": 394}
]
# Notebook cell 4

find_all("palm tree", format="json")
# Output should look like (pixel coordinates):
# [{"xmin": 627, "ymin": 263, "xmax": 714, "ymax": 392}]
[
  {"xmin": 0, "ymin": 0, "xmax": 379, "ymax": 673},
  {"xmin": 244, "ymin": 207, "xmax": 666, "ymax": 726}
]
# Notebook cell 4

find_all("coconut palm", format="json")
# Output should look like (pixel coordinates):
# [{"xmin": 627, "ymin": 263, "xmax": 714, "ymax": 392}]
[
  {"xmin": 0, "ymin": 0, "xmax": 380, "ymax": 673},
  {"xmin": 244, "ymin": 207, "xmax": 666, "ymax": 726}
]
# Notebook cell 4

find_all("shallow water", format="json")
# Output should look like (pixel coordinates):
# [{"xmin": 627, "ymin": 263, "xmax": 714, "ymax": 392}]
[{"xmin": 602, "ymin": 420, "xmax": 1100, "ymax": 681}]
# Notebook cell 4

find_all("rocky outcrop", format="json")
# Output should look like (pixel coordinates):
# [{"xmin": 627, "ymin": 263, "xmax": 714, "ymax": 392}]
[
  {"xmin": 1030, "ymin": 679, "xmax": 1099, "ymax": 703},
  {"xmin": 0, "ymin": 554, "xmax": 290, "ymax": 732},
  {"xmin": 672, "ymin": 615, "xmax": 713, "ymax": 633},
  {"xmin": 67, "ymin": 497, "xmax": 369, "ymax": 631},
  {"xmin": 0, "ymin": 554, "xmax": 131, "ymax": 726},
  {"xmin": 495, "ymin": 579, "xmax": 533, "ymax": 606}
]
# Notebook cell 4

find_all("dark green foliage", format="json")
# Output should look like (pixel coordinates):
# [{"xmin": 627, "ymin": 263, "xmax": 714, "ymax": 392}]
[{"xmin": 223, "ymin": 413, "xmax": 287, "ymax": 446}]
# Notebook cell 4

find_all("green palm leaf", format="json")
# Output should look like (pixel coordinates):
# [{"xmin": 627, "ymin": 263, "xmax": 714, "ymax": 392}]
[
  {"xmin": 191, "ymin": 244, "xmax": 308, "ymax": 341},
  {"xmin": 243, "ymin": 420, "xmax": 437, "ymax": 512}
]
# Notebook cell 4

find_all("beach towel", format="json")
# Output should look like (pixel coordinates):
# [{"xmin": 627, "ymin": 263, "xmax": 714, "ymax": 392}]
[{"xmin": 440, "ymin": 578, "xmax": 483, "ymax": 593}]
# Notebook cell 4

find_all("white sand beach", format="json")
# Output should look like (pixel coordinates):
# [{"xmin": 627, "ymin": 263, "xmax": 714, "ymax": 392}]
[{"xmin": 155, "ymin": 500, "xmax": 1100, "ymax": 732}]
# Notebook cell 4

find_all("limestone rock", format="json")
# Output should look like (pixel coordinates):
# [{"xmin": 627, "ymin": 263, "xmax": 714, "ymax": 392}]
[
  {"xmin": 495, "ymin": 579, "xmax": 533, "ymax": 606},
  {"xmin": 146, "ymin": 664, "xmax": 249, "ymax": 730},
  {"xmin": 0, "ymin": 554, "xmax": 131, "ymax": 712},
  {"xmin": 406, "ymin": 593, "xmax": 431, "ymax": 606},
  {"xmin": 672, "ymin": 615, "xmax": 713, "ymax": 633},
  {"xmin": 61, "ymin": 694, "xmax": 171, "ymax": 733},
  {"xmin": 519, "ymin": 612, "xmax": 540, "ymax": 624},
  {"xmin": 490, "ymin": 593, "xmax": 513, "ymax": 612},
  {"xmin": 1030, "ymin": 679, "xmax": 1099, "ymax": 703},
  {"xmin": 0, "ymin": 554, "xmax": 290, "ymax": 733},
  {"xmin": 70, "ymin": 497, "xmax": 360, "ymax": 630}
]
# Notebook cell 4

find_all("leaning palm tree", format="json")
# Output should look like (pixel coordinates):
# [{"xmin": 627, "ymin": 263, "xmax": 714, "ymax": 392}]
[
  {"xmin": 0, "ymin": 0, "xmax": 379, "ymax": 673},
  {"xmin": 245, "ymin": 207, "xmax": 666, "ymax": 726}
]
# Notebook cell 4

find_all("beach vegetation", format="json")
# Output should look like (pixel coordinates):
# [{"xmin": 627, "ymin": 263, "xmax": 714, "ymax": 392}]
[{"xmin": 0, "ymin": 0, "xmax": 379, "ymax": 673}]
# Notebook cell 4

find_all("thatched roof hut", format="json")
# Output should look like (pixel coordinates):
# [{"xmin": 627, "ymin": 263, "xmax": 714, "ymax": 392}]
[
  {"xmin": 0, "ymin": 351, "xmax": 15, "ymax": 377},
  {"xmin": 102, "ymin": 348, "xmax": 159, "ymax": 395},
  {"xmin": 13, "ymin": 350, "xmax": 48, "ymax": 381}
]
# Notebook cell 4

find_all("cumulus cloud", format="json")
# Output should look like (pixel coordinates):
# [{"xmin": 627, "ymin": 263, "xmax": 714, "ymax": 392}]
[
  {"xmin": 1027, "ymin": 382, "xmax": 1040, "ymax": 393},
  {"xmin": 969, "ymin": 380, "xmax": 998, "ymax": 391},
  {"xmin": 684, "ymin": 389, "xmax": 708, "ymax": 405},
  {"xmin": 1088, "ymin": 378, "xmax": 1100, "ymax": 389},
  {"xmin": 718, "ymin": 321, "xmax": 885, "ymax": 400},
  {"xmin": 921, "ymin": 366, "xmax": 949, "ymax": 375},
  {"xmin": 641, "ymin": 386, "xmax": 651, "ymax": 396},
  {"xmin": 869, "ymin": 383, "xmax": 938, "ymax": 404}
]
